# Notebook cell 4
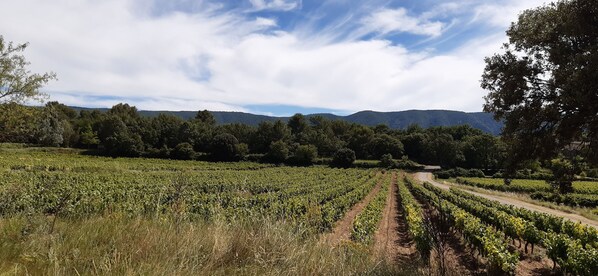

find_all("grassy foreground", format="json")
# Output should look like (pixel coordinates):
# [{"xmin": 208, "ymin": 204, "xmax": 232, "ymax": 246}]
[{"xmin": 0, "ymin": 214, "xmax": 409, "ymax": 275}]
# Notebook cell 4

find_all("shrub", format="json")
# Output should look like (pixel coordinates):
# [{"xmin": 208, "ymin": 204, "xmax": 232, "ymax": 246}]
[
  {"xmin": 586, "ymin": 168, "xmax": 598, "ymax": 178},
  {"xmin": 530, "ymin": 192, "xmax": 598, "ymax": 208},
  {"xmin": 434, "ymin": 167, "xmax": 486, "ymax": 179},
  {"xmin": 264, "ymin": 140, "xmax": 289, "ymax": 164},
  {"xmin": 235, "ymin": 143, "xmax": 249, "ymax": 161},
  {"xmin": 331, "ymin": 148, "xmax": 356, "ymax": 168},
  {"xmin": 289, "ymin": 145, "xmax": 318, "ymax": 166},
  {"xmin": 467, "ymin": 169, "xmax": 485, "ymax": 178},
  {"xmin": 435, "ymin": 171, "xmax": 452, "ymax": 179},
  {"xmin": 146, "ymin": 146, "xmax": 171, "ymax": 159},
  {"xmin": 378, "ymin": 153, "xmax": 396, "ymax": 168},
  {"xmin": 210, "ymin": 133, "xmax": 240, "ymax": 161},
  {"xmin": 171, "ymin": 143, "xmax": 196, "ymax": 160},
  {"xmin": 395, "ymin": 157, "xmax": 424, "ymax": 170}
]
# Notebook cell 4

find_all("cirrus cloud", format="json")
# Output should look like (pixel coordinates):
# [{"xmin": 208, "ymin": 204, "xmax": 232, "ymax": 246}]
[
  {"xmin": 0, "ymin": 0, "xmax": 552, "ymax": 114},
  {"xmin": 361, "ymin": 8, "xmax": 445, "ymax": 37}
]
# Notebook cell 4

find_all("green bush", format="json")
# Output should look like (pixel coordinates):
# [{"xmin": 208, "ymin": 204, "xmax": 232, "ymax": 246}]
[
  {"xmin": 210, "ymin": 134, "xmax": 240, "ymax": 161},
  {"xmin": 264, "ymin": 140, "xmax": 289, "ymax": 164},
  {"xmin": 289, "ymin": 145, "xmax": 318, "ymax": 166},
  {"xmin": 434, "ymin": 168, "xmax": 485, "ymax": 179},
  {"xmin": 171, "ymin": 143, "xmax": 196, "ymax": 160},
  {"xmin": 530, "ymin": 192, "xmax": 598, "ymax": 208},
  {"xmin": 331, "ymin": 148, "xmax": 356, "ymax": 168},
  {"xmin": 378, "ymin": 153, "xmax": 395, "ymax": 169}
]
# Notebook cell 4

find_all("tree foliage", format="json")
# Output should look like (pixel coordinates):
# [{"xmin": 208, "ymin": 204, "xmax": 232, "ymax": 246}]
[
  {"xmin": 0, "ymin": 100, "xmax": 510, "ymax": 170},
  {"xmin": 172, "ymin": 142, "xmax": 196, "ymax": 160},
  {"xmin": 481, "ymin": 0, "xmax": 598, "ymax": 191},
  {"xmin": 331, "ymin": 148, "xmax": 356, "ymax": 168},
  {"xmin": 195, "ymin": 110, "xmax": 216, "ymax": 126},
  {"xmin": 290, "ymin": 145, "xmax": 318, "ymax": 166},
  {"xmin": 265, "ymin": 140, "xmax": 289, "ymax": 163},
  {"xmin": 0, "ymin": 36, "xmax": 56, "ymax": 104},
  {"xmin": 211, "ymin": 133, "xmax": 241, "ymax": 161}
]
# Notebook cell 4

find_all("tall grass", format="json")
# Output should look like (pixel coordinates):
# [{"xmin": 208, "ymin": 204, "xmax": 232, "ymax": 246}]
[{"xmin": 0, "ymin": 214, "xmax": 410, "ymax": 275}]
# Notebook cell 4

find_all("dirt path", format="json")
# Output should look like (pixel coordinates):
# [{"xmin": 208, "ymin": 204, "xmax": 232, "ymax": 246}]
[
  {"xmin": 373, "ymin": 172, "xmax": 417, "ymax": 264},
  {"xmin": 413, "ymin": 172, "xmax": 598, "ymax": 229},
  {"xmin": 373, "ymin": 171, "xmax": 482, "ymax": 274},
  {"xmin": 321, "ymin": 173, "xmax": 385, "ymax": 246}
]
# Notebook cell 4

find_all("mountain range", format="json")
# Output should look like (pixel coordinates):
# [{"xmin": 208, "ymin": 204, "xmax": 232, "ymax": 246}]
[{"xmin": 72, "ymin": 107, "xmax": 503, "ymax": 135}]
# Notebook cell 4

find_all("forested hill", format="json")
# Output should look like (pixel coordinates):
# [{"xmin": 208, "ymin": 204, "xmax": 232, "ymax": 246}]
[{"xmin": 71, "ymin": 107, "xmax": 503, "ymax": 135}]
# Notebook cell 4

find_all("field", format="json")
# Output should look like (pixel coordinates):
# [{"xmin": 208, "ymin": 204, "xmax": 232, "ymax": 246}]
[
  {"xmin": 1, "ymin": 149, "xmax": 598, "ymax": 275},
  {"xmin": 455, "ymin": 177, "xmax": 598, "ymax": 194},
  {"xmin": 455, "ymin": 177, "xmax": 598, "ymax": 207}
]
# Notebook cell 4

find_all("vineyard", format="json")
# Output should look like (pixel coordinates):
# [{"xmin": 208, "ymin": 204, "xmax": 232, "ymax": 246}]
[
  {"xmin": 0, "ymin": 150, "xmax": 381, "ymax": 233},
  {"xmin": 455, "ymin": 177, "xmax": 598, "ymax": 194},
  {"xmin": 1, "ymin": 149, "xmax": 598, "ymax": 275},
  {"xmin": 456, "ymin": 177, "xmax": 598, "ymax": 208},
  {"xmin": 406, "ymin": 177, "xmax": 598, "ymax": 275}
]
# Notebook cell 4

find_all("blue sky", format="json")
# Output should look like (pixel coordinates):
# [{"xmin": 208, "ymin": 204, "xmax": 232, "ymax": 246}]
[{"xmin": 0, "ymin": 0, "xmax": 548, "ymax": 116}]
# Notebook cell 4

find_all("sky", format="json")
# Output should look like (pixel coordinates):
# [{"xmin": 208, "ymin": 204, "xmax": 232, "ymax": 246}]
[{"xmin": 0, "ymin": 0, "xmax": 549, "ymax": 116}]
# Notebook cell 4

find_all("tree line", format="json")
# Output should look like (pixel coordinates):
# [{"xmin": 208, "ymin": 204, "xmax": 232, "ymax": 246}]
[{"xmin": 0, "ymin": 101, "xmax": 506, "ymax": 169}]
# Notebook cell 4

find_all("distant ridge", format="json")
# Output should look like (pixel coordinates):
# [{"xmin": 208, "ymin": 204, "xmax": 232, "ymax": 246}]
[{"xmin": 71, "ymin": 107, "xmax": 503, "ymax": 135}]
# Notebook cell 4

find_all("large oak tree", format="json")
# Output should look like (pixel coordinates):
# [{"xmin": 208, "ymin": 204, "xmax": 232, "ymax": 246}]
[{"xmin": 482, "ymin": 0, "xmax": 597, "ymax": 192}]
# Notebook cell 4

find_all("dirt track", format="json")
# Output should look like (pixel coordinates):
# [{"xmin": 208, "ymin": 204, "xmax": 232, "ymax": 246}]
[
  {"xmin": 321, "ymin": 173, "xmax": 384, "ymax": 246},
  {"xmin": 373, "ymin": 172, "xmax": 417, "ymax": 264},
  {"xmin": 413, "ymin": 172, "xmax": 598, "ymax": 229}
]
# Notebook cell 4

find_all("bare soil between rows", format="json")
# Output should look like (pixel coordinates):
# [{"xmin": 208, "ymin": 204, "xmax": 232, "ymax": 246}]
[
  {"xmin": 320, "ymin": 172, "xmax": 384, "ymax": 246},
  {"xmin": 419, "ymin": 196, "xmax": 486, "ymax": 275},
  {"xmin": 414, "ymin": 172, "xmax": 561, "ymax": 275},
  {"xmin": 373, "ymin": 171, "xmax": 486, "ymax": 275},
  {"xmin": 373, "ymin": 171, "xmax": 418, "ymax": 265}
]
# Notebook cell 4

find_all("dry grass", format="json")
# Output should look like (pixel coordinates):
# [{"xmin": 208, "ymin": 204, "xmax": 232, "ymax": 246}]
[{"xmin": 0, "ymin": 214, "xmax": 413, "ymax": 276}]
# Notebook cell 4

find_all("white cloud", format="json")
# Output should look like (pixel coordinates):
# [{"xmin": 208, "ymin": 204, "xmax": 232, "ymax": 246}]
[
  {"xmin": 361, "ymin": 8, "xmax": 445, "ymax": 37},
  {"xmin": 0, "ymin": 0, "xmax": 547, "ymax": 114},
  {"xmin": 248, "ymin": 0, "xmax": 300, "ymax": 12},
  {"xmin": 471, "ymin": 0, "xmax": 549, "ymax": 28},
  {"xmin": 48, "ymin": 91, "xmax": 248, "ymax": 112},
  {"xmin": 254, "ymin": 17, "xmax": 278, "ymax": 28}
]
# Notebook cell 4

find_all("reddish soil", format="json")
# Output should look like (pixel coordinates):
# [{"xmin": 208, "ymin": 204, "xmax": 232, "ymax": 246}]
[
  {"xmin": 422, "ymin": 205, "xmax": 486, "ymax": 276},
  {"xmin": 515, "ymin": 253, "xmax": 557, "ymax": 276},
  {"xmin": 373, "ymin": 172, "xmax": 418, "ymax": 265},
  {"xmin": 509, "ymin": 239, "xmax": 557, "ymax": 275},
  {"xmin": 321, "ymin": 172, "xmax": 384, "ymax": 246},
  {"xmin": 374, "ymin": 171, "xmax": 485, "ymax": 275}
]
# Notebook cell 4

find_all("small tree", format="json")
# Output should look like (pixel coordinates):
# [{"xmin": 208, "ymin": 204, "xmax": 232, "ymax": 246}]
[
  {"xmin": 195, "ymin": 110, "xmax": 216, "ymax": 126},
  {"xmin": 0, "ymin": 103, "xmax": 39, "ymax": 143},
  {"xmin": 549, "ymin": 156, "xmax": 584, "ymax": 194},
  {"xmin": 79, "ymin": 125, "xmax": 99, "ymax": 148},
  {"xmin": 0, "ymin": 36, "xmax": 56, "ymax": 104},
  {"xmin": 235, "ymin": 143, "xmax": 249, "ymax": 160},
  {"xmin": 331, "ymin": 148, "xmax": 356, "ymax": 168},
  {"xmin": 104, "ymin": 131, "xmax": 145, "ymax": 157},
  {"xmin": 171, "ymin": 142, "xmax": 196, "ymax": 160},
  {"xmin": 36, "ymin": 106, "xmax": 66, "ymax": 147},
  {"xmin": 265, "ymin": 140, "xmax": 289, "ymax": 163},
  {"xmin": 379, "ymin": 153, "xmax": 397, "ymax": 168},
  {"xmin": 287, "ymin": 113, "xmax": 308, "ymax": 135},
  {"xmin": 210, "ymin": 133, "xmax": 239, "ymax": 161},
  {"xmin": 291, "ymin": 145, "xmax": 318, "ymax": 166},
  {"xmin": 369, "ymin": 134, "xmax": 404, "ymax": 159}
]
